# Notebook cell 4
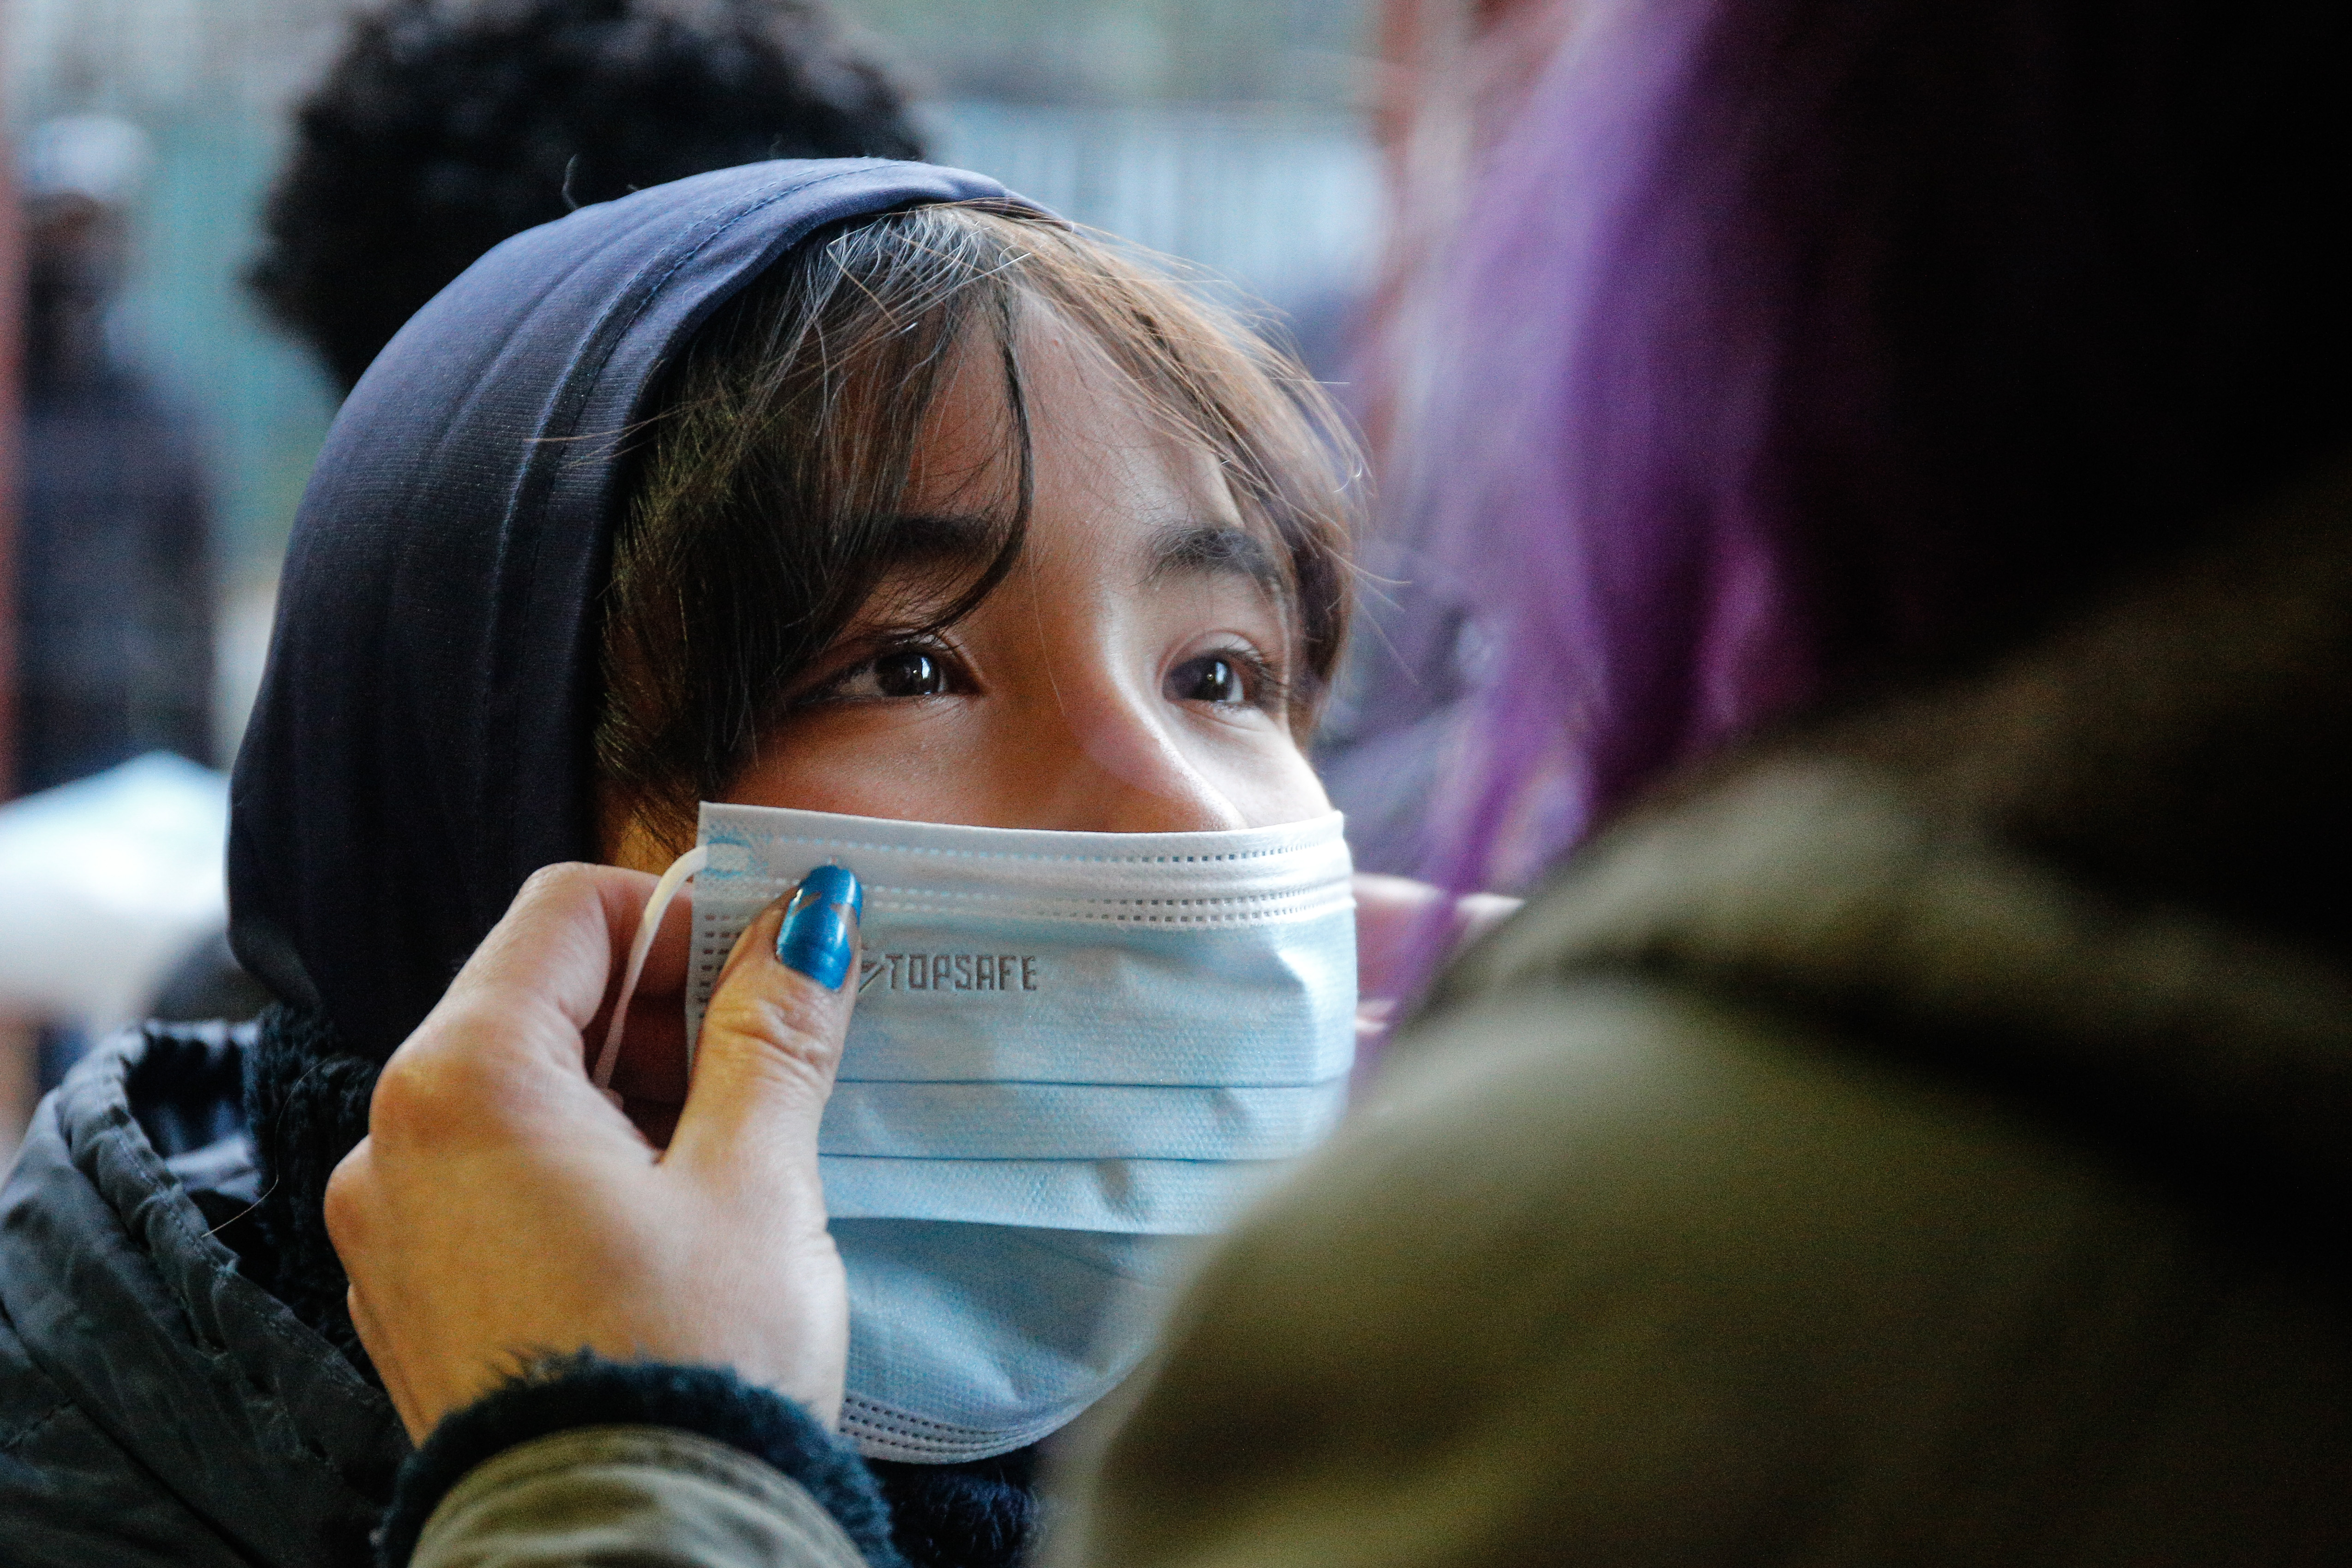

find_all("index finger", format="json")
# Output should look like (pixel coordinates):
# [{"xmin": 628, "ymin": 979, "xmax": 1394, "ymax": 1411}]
[{"xmin": 419, "ymin": 862, "xmax": 660, "ymax": 1078}]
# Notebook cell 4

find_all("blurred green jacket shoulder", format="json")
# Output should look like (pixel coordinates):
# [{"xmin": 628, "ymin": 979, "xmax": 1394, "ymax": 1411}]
[{"xmin": 1066, "ymin": 495, "xmax": 2352, "ymax": 1564}]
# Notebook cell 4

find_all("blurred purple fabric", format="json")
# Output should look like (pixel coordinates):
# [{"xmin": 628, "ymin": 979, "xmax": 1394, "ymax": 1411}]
[{"xmin": 1378, "ymin": 0, "xmax": 2352, "ymax": 906}]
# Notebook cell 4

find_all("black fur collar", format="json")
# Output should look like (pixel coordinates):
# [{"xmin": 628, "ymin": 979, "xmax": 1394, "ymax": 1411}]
[{"xmin": 244, "ymin": 1002, "xmax": 382, "ymax": 1375}]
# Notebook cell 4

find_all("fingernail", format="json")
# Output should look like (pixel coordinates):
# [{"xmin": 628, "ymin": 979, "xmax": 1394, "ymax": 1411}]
[{"xmin": 776, "ymin": 864, "xmax": 861, "ymax": 990}]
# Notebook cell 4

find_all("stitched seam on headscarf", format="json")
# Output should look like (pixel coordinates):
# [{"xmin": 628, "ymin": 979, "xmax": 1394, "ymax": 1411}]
[{"xmin": 0, "ymin": 1398, "xmax": 73, "ymax": 1456}]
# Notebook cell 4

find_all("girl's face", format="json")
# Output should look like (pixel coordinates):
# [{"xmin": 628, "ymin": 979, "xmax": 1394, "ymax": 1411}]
[{"xmin": 609, "ymin": 310, "xmax": 1330, "ymax": 872}]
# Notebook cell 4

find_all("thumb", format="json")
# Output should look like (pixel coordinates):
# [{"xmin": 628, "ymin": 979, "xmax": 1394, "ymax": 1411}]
[{"xmin": 666, "ymin": 866, "xmax": 862, "ymax": 1195}]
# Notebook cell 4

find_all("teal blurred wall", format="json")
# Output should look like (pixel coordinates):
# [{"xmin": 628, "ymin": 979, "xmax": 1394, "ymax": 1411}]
[{"xmin": 123, "ymin": 111, "xmax": 338, "ymax": 575}]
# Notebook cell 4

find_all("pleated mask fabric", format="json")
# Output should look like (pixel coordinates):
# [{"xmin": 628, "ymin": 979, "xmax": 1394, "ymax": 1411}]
[{"xmin": 678, "ymin": 801, "xmax": 1357, "ymax": 1460}]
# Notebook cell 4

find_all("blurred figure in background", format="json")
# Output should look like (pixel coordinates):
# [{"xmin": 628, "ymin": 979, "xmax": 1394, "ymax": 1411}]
[
  {"xmin": 2, "ymin": 118, "xmax": 227, "ymax": 1141},
  {"xmin": 249, "ymin": 0, "xmax": 925, "ymax": 395},
  {"xmin": 12, "ymin": 116, "xmax": 213, "ymax": 793},
  {"xmin": 0, "ymin": 123, "xmax": 24, "ymax": 1159}
]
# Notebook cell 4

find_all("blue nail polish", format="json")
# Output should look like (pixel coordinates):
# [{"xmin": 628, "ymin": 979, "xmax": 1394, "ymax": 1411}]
[{"xmin": 776, "ymin": 864, "xmax": 861, "ymax": 990}]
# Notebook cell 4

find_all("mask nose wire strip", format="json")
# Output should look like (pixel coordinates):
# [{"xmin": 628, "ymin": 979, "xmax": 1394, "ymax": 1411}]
[{"xmin": 591, "ymin": 844, "xmax": 710, "ymax": 1093}]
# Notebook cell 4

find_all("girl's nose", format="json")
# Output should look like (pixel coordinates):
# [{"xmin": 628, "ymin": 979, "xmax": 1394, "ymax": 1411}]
[
  {"xmin": 1015, "ymin": 686, "xmax": 1247, "ymax": 836},
  {"xmin": 1082, "ymin": 763, "xmax": 1247, "ymax": 835}
]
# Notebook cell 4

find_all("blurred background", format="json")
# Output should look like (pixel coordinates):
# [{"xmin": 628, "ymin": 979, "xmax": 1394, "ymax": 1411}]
[
  {"xmin": 4, "ymin": 0, "xmax": 1381, "ymax": 765},
  {"xmin": 0, "ymin": 0, "xmax": 1396, "ymax": 1162}
]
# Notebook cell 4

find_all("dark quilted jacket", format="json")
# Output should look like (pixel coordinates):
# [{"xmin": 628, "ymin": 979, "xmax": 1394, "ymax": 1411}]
[{"xmin": 0, "ymin": 1023, "xmax": 406, "ymax": 1565}]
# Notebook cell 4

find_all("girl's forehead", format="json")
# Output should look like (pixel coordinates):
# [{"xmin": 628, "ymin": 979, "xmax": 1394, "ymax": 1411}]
[
  {"xmin": 915, "ymin": 334, "xmax": 1271, "ymax": 602},
  {"xmin": 910, "ymin": 308, "xmax": 1246, "ymax": 525}
]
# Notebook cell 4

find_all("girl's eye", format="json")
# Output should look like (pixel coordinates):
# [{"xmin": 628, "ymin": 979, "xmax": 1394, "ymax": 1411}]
[
  {"xmin": 811, "ymin": 644, "xmax": 958, "ymax": 704},
  {"xmin": 1167, "ymin": 654, "xmax": 1248, "ymax": 707},
  {"xmin": 870, "ymin": 648, "xmax": 950, "ymax": 698}
]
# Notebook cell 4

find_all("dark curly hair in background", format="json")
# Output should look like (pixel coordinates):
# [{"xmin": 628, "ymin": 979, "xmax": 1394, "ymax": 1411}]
[{"xmin": 249, "ymin": 0, "xmax": 925, "ymax": 391}]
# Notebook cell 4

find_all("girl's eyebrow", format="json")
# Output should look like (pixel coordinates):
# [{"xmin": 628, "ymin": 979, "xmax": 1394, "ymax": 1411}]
[{"xmin": 1144, "ymin": 522, "xmax": 1282, "ymax": 597}]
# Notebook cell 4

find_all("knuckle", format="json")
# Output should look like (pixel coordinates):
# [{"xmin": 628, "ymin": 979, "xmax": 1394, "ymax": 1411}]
[
  {"xmin": 517, "ymin": 860, "xmax": 599, "ymax": 906},
  {"xmin": 704, "ymin": 988, "xmax": 844, "ymax": 1083},
  {"xmin": 322, "ymin": 1150, "xmax": 368, "ymax": 1247},
  {"xmin": 369, "ymin": 1043, "xmax": 490, "ymax": 1145}
]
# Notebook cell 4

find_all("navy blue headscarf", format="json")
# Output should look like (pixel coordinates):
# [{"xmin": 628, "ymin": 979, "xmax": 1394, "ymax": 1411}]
[{"xmin": 230, "ymin": 160, "xmax": 1029, "ymax": 1061}]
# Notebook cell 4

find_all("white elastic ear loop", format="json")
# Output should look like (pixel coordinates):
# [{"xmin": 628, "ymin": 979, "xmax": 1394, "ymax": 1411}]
[{"xmin": 591, "ymin": 844, "xmax": 709, "ymax": 1094}]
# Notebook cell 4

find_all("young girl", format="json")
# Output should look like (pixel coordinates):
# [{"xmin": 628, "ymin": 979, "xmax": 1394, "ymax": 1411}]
[{"xmin": 0, "ymin": 161, "xmax": 1357, "ymax": 1568}]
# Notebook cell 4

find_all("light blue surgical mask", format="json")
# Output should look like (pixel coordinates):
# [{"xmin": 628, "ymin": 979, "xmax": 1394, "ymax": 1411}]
[{"xmin": 604, "ymin": 803, "xmax": 1356, "ymax": 1462}]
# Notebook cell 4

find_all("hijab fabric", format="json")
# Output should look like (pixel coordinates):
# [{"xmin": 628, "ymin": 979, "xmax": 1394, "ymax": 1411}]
[{"xmin": 229, "ymin": 160, "xmax": 1032, "ymax": 1059}]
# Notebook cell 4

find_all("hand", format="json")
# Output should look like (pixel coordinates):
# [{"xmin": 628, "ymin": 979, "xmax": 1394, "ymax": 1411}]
[
  {"xmin": 324, "ymin": 861, "xmax": 863, "ymax": 1443},
  {"xmin": 1352, "ymin": 873, "xmax": 1522, "ymax": 1039}
]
